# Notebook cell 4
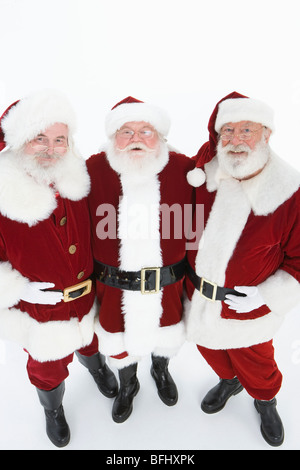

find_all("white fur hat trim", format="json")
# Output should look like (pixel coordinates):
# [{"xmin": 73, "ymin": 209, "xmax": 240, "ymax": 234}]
[
  {"xmin": 215, "ymin": 98, "xmax": 275, "ymax": 133},
  {"xmin": 105, "ymin": 102, "xmax": 171, "ymax": 137},
  {"xmin": 1, "ymin": 89, "xmax": 77, "ymax": 150}
]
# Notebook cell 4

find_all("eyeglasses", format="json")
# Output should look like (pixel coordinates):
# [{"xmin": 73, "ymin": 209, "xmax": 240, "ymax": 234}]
[
  {"xmin": 30, "ymin": 136, "xmax": 68, "ymax": 154},
  {"xmin": 116, "ymin": 127, "xmax": 156, "ymax": 141},
  {"xmin": 220, "ymin": 126, "xmax": 263, "ymax": 141}
]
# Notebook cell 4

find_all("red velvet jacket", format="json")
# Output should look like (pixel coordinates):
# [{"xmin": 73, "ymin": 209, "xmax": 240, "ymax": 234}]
[
  {"xmin": 185, "ymin": 152, "xmax": 300, "ymax": 350},
  {"xmin": 0, "ymin": 151, "xmax": 96, "ymax": 362},
  {"xmin": 87, "ymin": 150, "xmax": 195, "ymax": 360}
]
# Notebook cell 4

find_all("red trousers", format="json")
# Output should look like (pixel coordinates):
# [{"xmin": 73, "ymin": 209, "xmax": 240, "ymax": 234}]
[
  {"xmin": 26, "ymin": 334, "xmax": 99, "ymax": 391},
  {"xmin": 197, "ymin": 340, "xmax": 282, "ymax": 401}
]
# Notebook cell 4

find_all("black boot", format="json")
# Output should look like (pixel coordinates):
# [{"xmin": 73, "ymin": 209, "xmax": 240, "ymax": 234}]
[
  {"xmin": 36, "ymin": 382, "xmax": 70, "ymax": 448},
  {"xmin": 201, "ymin": 377, "xmax": 243, "ymax": 414},
  {"xmin": 151, "ymin": 354, "xmax": 178, "ymax": 406},
  {"xmin": 112, "ymin": 363, "xmax": 140, "ymax": 423},
  {"xmin": 76, "ymin": 351, "xmax": 118, "ymax": 398},
  {"xmin": 254, "ymin": 398, "xmax": 284, "ymax": 447}
]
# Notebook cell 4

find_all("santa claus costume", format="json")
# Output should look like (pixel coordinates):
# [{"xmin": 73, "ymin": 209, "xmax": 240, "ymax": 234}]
[
  {"xmin": 0, "ymin": 89, "xmax": 117, "ymax": 447},
  {"xmin": 87, "ymin": 97, "xmax": 195, "ymax": 422},
  {"xmin": 185, "ymin": 92, "xmax": 300, "ymax": 446}
]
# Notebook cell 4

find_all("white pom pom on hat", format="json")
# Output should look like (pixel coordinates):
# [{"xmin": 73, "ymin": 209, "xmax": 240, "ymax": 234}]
[{"xmin": 186, "ymin": 167, "xmax": 206, "ymax": 187}]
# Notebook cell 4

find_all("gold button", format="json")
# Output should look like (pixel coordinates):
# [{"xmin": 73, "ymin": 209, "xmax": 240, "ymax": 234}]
[
  {"xmin": 69, "ymin": 245, "xmax": 77, "ymax": 254},
  {"xmin": 60, "ymin": 216, "xmax": 67, "ymax": 226},
  {"xmin": 77, "ymin": 271, "xmax": 85, "ymax": 280}
]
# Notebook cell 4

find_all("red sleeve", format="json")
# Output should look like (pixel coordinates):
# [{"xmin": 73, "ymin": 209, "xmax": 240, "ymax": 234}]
[{"xmin": 280, "ymin": 189, "xmax": 300, "ymax": 282}]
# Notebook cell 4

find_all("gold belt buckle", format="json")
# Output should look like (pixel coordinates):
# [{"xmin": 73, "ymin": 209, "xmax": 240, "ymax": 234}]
[
  {"xmin": 141, "ymin": 267, "xmax": 160, "ymax": 294},
  {"xmin": 200, "ymin": 277, "xmax": 217, "ymax": 302},
  {"xmin": 63, "ymin": 279, "xmax": 92, "ymax": 303}
]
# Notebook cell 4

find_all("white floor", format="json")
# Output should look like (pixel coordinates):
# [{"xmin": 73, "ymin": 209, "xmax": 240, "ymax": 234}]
[{"xmin": 0, "ymin": 305, "xmax": 299, "ymax": 451}]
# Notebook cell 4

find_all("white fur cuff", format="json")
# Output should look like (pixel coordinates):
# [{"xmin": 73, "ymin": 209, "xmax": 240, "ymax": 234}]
[
  {"xmin": 0, "ymin": 262, "xmax": 29, "ymax": 308},
  {"xmin": 258, "ymin": 269, "xmax": 300, "ymax": 316}
]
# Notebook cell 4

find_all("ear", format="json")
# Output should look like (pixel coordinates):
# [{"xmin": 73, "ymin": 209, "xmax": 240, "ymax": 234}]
[{"xmin": 264, "ymin": 127, "xmax": 272, "ymax": 144}]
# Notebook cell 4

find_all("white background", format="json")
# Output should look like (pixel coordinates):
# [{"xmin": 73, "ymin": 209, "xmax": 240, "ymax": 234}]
[{"xmin": 0, "ymin": 0, "xmax": 300, "ymax": 451}]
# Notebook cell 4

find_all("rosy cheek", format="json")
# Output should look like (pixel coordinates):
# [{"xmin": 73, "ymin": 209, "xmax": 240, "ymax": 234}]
[
  {"xmin": 221, "ymin": 140, "xmax": 230, "ymax": 147},
  {"xmin": 147, "ymin": 137, "xmax": 159, "ymax": 149},
  {"xmin": 247, "ymin": 140, "xmax": 257, "ymax": 150},
  {"xmin": 24, "ymin": 143, "xmax": 35, "ymax": 155},
  {"xmin": 115, "ymin": 138, "xmax": 126, "ymax": 150}
]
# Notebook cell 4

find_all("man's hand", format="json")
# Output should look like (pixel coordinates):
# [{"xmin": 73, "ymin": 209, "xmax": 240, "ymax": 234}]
[
  {"xmin": 224, "ymin": 286, "xmax": 265, "ymax": 313},
  {"xmin": 20, "ymin": 282, "xmax": 63, "ymax": 305}
]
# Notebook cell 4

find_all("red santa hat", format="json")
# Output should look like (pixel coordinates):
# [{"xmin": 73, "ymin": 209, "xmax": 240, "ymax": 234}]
[
  {"xmin": 105, "ymin": 96, "xmax": 171, "ymax": 138},
  {"xmin": 0, "ymin": 89, "xmax": 77, "ymax": 151},
  {"xmin": 187, "ymin": 91, "xmax": 274, "ymax": 187},
  {"xmin": 0, "ymin": 101, "xmax": 19, "ymax": 151}
]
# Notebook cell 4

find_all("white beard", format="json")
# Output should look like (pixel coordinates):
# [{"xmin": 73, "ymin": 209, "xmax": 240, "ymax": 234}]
[
  {"xmin": 14, "ymin": 148, "xmax": 79, "ymax": 187},
  {"xmin": 216, "ymin": 139, "xmax": 271, "ymax": 180},
  {"xmin": 105, "ymin": 139, "xmax": 169, "ymax": 181}
]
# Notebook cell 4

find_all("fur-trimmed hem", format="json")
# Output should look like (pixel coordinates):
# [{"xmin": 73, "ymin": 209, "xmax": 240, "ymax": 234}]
[
  {"xmin": 185, "ymin": 296, "xmax": 285, "ymax": 350},
  {"xmin": 185, "ymin": 253, "xmax": 300, "ymax": 351},
  {"xmin": 108, "ymin": 355, "xmax": 141, "ymax": 370},
  {"xmin": 0, "ymin": 301, "xmax": 97, "ymax": 362},
  {"xmin": 258, "ymin": 269, "xmax": 300, "ymax": 314},
  {"xmin": 95, "ymin": 320, "xmax": 185, "ymax": 358}
]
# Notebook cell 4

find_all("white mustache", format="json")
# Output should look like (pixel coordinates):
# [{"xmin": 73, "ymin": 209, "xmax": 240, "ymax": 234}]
[
  {"xmin": 116, "ymin": 142, "xmax": 156, "ymax": 153},
  {"xmin": 225, "ymin": 144, "xmax": 249, "ymax": 153},
  {"xmin": 34, "ymin": 151, "xmax": 62, "ymax": 159}
]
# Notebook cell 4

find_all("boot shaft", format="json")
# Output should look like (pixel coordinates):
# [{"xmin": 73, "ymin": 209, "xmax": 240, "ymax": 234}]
[
  {"xmin": 36, "ymin": 382, "xmax": 65, "ymax": 411},
  {"xmin": 75, "ymin": 351, "xmax": 105, "ymax": 370},
  {"xmin": 118, "ymin": 362, "xmax": 138, "ymax": 386}
]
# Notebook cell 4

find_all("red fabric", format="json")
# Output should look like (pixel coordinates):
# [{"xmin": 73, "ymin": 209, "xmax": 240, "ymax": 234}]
[
  {"xmin": 111, "ymin": 96, "xmax": 144, "ymax": 110},
  {"xmin": 111, "ymin": 352, "xmax": 129, "ymax": 360},
  {"xmin": 193, "ymin": 91, "xmax": 248, "ymax": 168},
  {"xmin": 0, "ymin": 195, "xmax": 95, "ymax": 323},
  {"xmin": 197, "ymin": 341, "xmax": 282, "ymax": 400},
  {"xmin": 0, "ymin": 100, "xmax": 20, "ymax": 151},
  {"xmin": 26, "ymin": 334, "xmax": 99, "ymax": 390},
  {"xmin": 87, "ymin": 152, "xmax": 195, "ymax": 337}
]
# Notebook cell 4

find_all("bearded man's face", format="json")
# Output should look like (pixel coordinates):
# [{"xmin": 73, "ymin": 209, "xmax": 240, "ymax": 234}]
[
  {"xmin": 217, "ymin": 121, "xmax": 272, "ymax": 180},
  {"xmin": 23, "ymin": 123, "xmax": 69, "ymax": 169}
]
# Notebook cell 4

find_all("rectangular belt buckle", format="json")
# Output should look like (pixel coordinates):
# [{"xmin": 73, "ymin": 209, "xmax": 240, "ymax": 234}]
[
  {"xmin": 200, "ymin": 277, "xmax": 217, "ymax": 302},
  {"xmin": 141, "ymin": 267, "xmax": 160, "ymax": 294},
  {"xmin": 63, "ymin": 279, "xmax": 92, "ymax": 303}
]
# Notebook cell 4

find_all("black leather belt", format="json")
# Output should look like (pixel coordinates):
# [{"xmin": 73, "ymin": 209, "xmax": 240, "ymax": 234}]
[
  {"xmin": 186, "ymin": 262, "xmax": 246, "ymax": 302},
  {"xmin": 94, "ymin": 258, "xmax": 186, "ymax": 294}
]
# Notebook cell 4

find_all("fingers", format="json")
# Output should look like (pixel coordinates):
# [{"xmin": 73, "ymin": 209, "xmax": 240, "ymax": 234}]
[
  {"xmin": 31, "ymin": 282, "xmax": 55, "ymax": 290},
  {"xmin": 28, "ymin": 282, "xmax": 63, "ymax": 304},
  {"xmin": 41, "ymin": 291, "xmax": 64, "ymax": 305}
]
